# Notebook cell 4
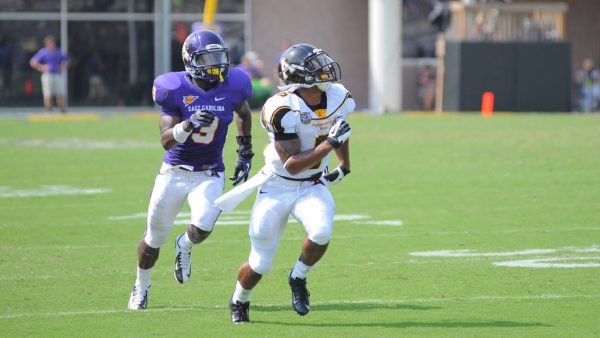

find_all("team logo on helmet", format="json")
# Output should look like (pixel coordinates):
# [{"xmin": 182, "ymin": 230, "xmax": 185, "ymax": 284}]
[
  {"xmin": 205, "ymin": 44, "xmax": 222, "ymax": 50},
  {"xmin": 183, "ymin": 95, "xmax": 199, "ymax": 106}
]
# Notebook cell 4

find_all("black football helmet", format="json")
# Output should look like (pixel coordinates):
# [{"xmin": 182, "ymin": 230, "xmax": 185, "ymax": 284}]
[
  {"xmin": 278, "ymin": 44, "xmax": 341, "ymax": 89},
  {"xmin": 182, "ymin": 29, "xmax": 229, "ymax": 83}
]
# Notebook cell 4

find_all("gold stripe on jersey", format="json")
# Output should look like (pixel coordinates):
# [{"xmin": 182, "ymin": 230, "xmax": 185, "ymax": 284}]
[
  {"xmin": 314, "ymin": 108, "xmax": 327, "ymax": 119},
  {"xmin": 269, "ymin": 105, "xmax": 291, "ymax": 133},
  {"xmin": 313, "ymin": 91, "xmax": 352, "ymax": 120}
]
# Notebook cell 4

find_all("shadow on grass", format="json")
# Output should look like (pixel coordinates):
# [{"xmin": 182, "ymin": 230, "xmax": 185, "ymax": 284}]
[
  {"xmin": 253, "ymin": 302, "xmax": 440, "ymax": 312},
  {"xmin": 252, "ymin": 319, "xmax": 551, "ymax": 329}
]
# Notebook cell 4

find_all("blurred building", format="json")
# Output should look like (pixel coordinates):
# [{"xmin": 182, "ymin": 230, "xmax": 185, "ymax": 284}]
[{"xmin": 0, "ymin": 0, "xmax": 597, "ymax": 112}]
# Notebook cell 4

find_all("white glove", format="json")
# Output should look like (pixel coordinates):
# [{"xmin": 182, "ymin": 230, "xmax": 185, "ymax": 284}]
[
  {"xmin": 323, "ymin": 165, "xmax": 350, "ymax": 184},
  {"xmin": 326, "ymin": 119, "xmax": 352, "ymax": 148}
]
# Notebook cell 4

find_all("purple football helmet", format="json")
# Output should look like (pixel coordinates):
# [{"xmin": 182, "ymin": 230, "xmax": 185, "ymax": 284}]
[{"xmin": 182, "ymin": 30, "xmax": 229, "ymax": 83}]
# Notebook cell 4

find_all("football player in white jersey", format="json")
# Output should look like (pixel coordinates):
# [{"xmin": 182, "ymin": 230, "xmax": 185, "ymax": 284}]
[{"xmin": 228, "ymin": 44, "xmax": 354, "ymax": 323}]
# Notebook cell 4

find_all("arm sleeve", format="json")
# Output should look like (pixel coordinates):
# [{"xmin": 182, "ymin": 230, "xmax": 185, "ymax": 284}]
[
  {"xmin": 337, "ymin": 92, "xmax": 356, "ymax": 119},
  {"xmin": 233, "ymin": 69, "xmax": 253, "ymax": 109},
  {"xmin": 31, "ymin": 49, "xmax": 44, "ymax": 63},
  {"xmin": 153, "ymin": 79, "xmax": 179, "ymax": 117},
  {"xmin": 264, "ymin": 107, "xmax": 298, "ymax": 141}
]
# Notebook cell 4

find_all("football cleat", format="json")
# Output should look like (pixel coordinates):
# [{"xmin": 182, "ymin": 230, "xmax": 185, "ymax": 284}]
[
  {"xmin": 128, "ymin": 284, "xmax": 150, "ymax": 310},
  {"xmin": 174, "ymin": 234, "xmax": 192, "ymax": 284},
  {"xmin": 288, "ymin": 272, "xmax": 311, "ymax": 316},
  {"xmin": 229, "ymin": 299, "xmax": 250, "ymax": 324}
]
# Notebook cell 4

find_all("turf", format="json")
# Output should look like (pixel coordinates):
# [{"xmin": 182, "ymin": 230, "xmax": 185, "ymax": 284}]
[{"xmin": 0, "ymin": 112, "xmax": 598, "ymax": 337}]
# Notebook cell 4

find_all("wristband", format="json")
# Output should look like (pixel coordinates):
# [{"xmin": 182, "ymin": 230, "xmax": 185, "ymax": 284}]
[
  {"xmin": 236, "ymin": 135, "xmax": 252, "ymax": 146},
  {"xmin": 173, "ymin": 122, "xmax": 192, "ymax": 143}
]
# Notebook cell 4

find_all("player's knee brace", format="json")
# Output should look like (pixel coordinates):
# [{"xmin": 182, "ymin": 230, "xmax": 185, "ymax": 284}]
[
  {"xmin": 249, "ymin": 249, "xmax": 274, "ymax": 275},
  {"xmin": 144, "ymin": 227, "xmax": 169, "ymax": 248},
  {"xmin": 309, "ymin": 226, "xmax": 332, "ymax": 246}
]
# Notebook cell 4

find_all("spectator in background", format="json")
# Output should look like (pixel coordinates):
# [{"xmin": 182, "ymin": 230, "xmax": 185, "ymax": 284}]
[
  {"xmin": 575, "ymin": 58, "xmax": 599, "ymax": 112},
  {"xmin": 30, "ymin": 35, "xmax": 69, "ymax": 113},
  {"xmin": 417, "ymin": 65, "xmax": 436, "ymax": 111},
  {"xmin": 86, "ymin": 52, "xmax": 108, "ymax": 103},
  {"xmin": 236, "ymin": 51, "xmax": 272, "ymax": 109}
]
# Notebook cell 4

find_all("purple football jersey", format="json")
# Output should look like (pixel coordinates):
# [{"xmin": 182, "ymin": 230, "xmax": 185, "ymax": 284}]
[
  {"xmin": 153, "ymin": 68, "xmax": 252, "ymax": 172},
  {"xmin": 31, "ymin": 47, "xmax": 69, "ymax": 74}
]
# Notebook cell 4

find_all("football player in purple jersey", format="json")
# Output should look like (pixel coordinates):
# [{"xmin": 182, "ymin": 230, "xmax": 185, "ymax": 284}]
[{"xmin": 128, "ymin": 30, "xmax": 254, "ymax": 310}]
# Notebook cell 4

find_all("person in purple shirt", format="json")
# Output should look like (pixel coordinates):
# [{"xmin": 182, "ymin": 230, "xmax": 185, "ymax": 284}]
[
  {"xmin": 30, "ymin": 35, "xmax": 69, "ymax": 113},
  {"xmin": 128, "ymin": 29, "xmax": 254, "ymax": 310}
]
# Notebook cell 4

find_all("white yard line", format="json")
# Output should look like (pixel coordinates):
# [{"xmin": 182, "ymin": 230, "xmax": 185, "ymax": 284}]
[
  {"xmin": 493, "ymin": 256, "xmax": 600, "ymax": 268},
  {"xmin": 1, "ymin": 294, "xmax": 599, "ymax": 319},
  {"xmin": 411, "ymin": 246, "xmax": 600, "ymax": 258},
  {"xmin": 0, "ymin": 185, "xmax": 110, "ymax": 198}
]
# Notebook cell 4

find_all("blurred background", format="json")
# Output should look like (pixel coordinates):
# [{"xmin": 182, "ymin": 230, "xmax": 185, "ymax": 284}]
[{"xmin": 0, "ymin": 0, "xmax": 598, "ymax": 113}]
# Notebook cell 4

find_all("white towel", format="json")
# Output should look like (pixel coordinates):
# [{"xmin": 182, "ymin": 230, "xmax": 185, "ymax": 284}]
[{"xmin": 215, "ymin": 168, "xmax": 274, "ymax": 212}]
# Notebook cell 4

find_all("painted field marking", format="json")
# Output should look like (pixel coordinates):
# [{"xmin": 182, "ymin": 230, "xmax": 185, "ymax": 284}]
[
  {"xmin": 411, "ymin": 246, "xmax": 600, "ymax": 268},
  {"xmin": 355, "ymin": 220, "xmax": 404, "ymax": 226},
  {"xmin": 0, "ymin": 138, "xmax": 156, "ymax": 149},
  {"xmin": 493, "ymin": 256, "xmax": 600, "ymax": 268},
  {"xmin": 411, "ymin": 249, "xmax": 558, "ymax": 257},
  {"xmin": 1, "ymin": 293, "xmax": 599, "ymax": 319},
  {"xmin": 0, "ymin": 185, "xmax": 110, "ymax": 198},
  {"xmin": 27, "ymin": 113, "xmax": 100, "ymax": 122},
  {"xmin": 108, "ymin": 211, "xmax": 402, "ymax": 227}
]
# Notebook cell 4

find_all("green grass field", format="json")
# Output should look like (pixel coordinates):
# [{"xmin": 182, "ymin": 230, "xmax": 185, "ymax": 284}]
[{"xmin": 1, "ymin": 112, "xmax": 599, "ymax": 337}]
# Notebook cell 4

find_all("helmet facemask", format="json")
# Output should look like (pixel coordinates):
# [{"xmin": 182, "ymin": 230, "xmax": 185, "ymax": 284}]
[{"xmin": 183, "ymin": 44, "xmax": 229, "ymax": 83}]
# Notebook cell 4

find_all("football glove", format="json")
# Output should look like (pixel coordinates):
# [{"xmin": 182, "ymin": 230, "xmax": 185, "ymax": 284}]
[
  {"xmin": 188, "ymin": 110, "xmax": 215, "ymax": 128},
  {"xmin": 230, "ymin": 135, "xmax": 254, "ymax": 186},
  {"xmin": 323, "ymin": 165, "xmax": 350, "ymax": 185},
  {"xmin": 326, "ymin": 119, "xmax": 352, "ymax": 148}
]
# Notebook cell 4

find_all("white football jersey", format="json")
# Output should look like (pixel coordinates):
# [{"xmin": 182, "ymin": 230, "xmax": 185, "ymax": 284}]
[{"xmin": 260, "ymin": 83, "xmax": 355, "ymax": 179}]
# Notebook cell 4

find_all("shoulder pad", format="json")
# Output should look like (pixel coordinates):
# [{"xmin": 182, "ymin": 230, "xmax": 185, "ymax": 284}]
[{"xmin": 152, "ymin": 73, "xmax": 182, "ymax": 106}]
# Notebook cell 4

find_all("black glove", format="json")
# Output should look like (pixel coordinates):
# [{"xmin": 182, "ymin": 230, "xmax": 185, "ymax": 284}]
[
  {"xmin": 323, "ymin": 165, "xmax": 351, "ymax": 184},
  {"xmin": 188, "ymin": 110, "xmax": 215, "ymax": 128},
  {"xmin": 326, "ymin": 119, "xmax": 352, "ymax": 148},
  {"xmin": 230, "ymin": 135, "xmax": 254, "ymax": 186}
]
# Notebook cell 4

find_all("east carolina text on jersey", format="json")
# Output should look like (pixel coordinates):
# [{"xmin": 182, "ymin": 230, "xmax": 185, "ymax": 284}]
[
  {"xmin": 260, "ymin": 83, "xmax": 355, "ymax": 179},
  {"xmin": 152, "ymin": 69, "xmax": 252, "ymax": 172}
]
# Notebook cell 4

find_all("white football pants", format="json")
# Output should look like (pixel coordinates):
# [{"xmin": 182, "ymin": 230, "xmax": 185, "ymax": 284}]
[
  {"xmin": 144, "ymin": 163, "xmax": 224, "ymax": 248},
  {"xmin": 248, "ymin": 176, "xmax": 336, "ymax": 275}
]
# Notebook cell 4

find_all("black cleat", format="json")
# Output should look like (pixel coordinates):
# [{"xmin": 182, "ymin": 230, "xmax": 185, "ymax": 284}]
[
  {"xmin": 288, "ymin": 272, "xmax": 310, "ymax": 316},
  {"xmin": 229, "ymin": 299, "xmax": 250, "ymax": 324}
]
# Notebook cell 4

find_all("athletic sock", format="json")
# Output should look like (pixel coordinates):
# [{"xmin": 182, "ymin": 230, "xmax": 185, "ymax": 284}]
[
  {"xmin": 177, "ymin": 232, "xmax": 194, "ymax": 250},
  {"xmin": 290, "ymin": 259, "xmax": 311, "ymax": 280},
  {"xmin": 231, "ymin": 281, "xmax": 252, "ymax": 303},
  {"xmin": 135, "ymin": 267, "xmax": 153, "ymax": 288}
]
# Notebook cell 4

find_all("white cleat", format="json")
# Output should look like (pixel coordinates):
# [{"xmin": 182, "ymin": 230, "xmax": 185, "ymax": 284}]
[
  {"xmin": 174, "ymin": 234, "xmax": 192, "ymax": 284},
  {"xmin": 128, "ymin": 284, "xmax": 150, "ymax": 310}
]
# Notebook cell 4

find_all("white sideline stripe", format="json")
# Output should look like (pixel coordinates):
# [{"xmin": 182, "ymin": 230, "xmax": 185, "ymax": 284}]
[
  {"xmin": 493, "ymin": 256, "xmax": 600, "ymax": 268},
  {"xmin": 0, "ymin": 138, "xmax": 156, "ymax": 149},
  {"xmin": 355, "ymin": 220, "xmax": 404, "ymax": 226},
  {"xmin": 410, "ymin": 246, "xmax": 600, "ymax": 258},
  {"xmin": 2, "ymin": 294, "xmax": 599, "ymax": 319},
  {"xmin": 108, "ymin": 210, "xmax": 251, "ymax": 221},
  {"xmin": 411, "ymin": 249, "xmax": 558, "ymax": 257},
  {"xmin": 0, "ymin": 185, "xmax": 110, "ymax": 198}
]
